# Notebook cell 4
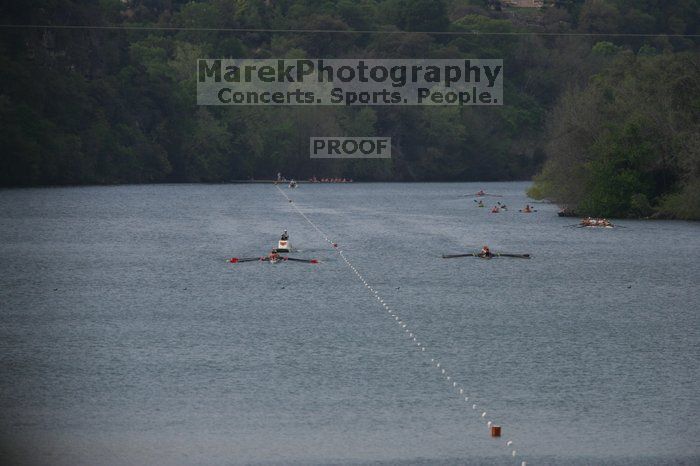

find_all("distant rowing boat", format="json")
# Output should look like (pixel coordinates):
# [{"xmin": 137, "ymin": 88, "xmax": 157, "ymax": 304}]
[
  {"xmin": 564, "ymin": 218, "xmax": 618, "ymax": 228},
  {"xmin": 469, "ymin": 190, "xmax": 503, "ymax": 197}
]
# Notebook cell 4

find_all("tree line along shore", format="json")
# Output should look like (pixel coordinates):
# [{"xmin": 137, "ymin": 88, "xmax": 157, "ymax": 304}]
[{"xmin": 1, "ymin": 0, "xmax": 698, "ymax": 219}]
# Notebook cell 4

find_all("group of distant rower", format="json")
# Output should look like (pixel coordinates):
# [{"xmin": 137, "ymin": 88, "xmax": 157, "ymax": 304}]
[
  {"xmin": 474, "ymin": 198, "xmax": 534, "ymax": 213},
  {"xmin": 471, "ymin": 190, "xmax": 617, "ymax": 227},
  {"xmin": 308, "ymin": 176, "xmax": 353, "ymax": 183},
  {"xmin": 230, "ymin": 185, "xmax": 622, "ymax": 267},
  {"xmin": 580, "ymin": 217, "xmax": 613, "ymax": 227},
  {"xmin": 276, "ymin": 173, "xmax": 354, "ymax": 184}
]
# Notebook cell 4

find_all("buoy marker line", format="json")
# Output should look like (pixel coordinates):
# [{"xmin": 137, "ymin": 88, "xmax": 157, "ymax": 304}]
[{"xmin": 274, "ymin": 185, "xmax": 525, "ymax": 465}]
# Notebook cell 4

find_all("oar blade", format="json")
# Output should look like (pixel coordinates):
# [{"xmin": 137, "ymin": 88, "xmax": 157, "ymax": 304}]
[
  {"xmin": 228, "ymin": 257, "xmax": 262, "ymax": 263},
  {"xmin": 285, "ymin": 257, "xmax": 319, "ymax": 264}
]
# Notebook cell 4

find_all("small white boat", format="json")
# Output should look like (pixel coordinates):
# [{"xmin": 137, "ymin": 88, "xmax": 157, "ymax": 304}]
[{"xmin": 274, "ymin": 238, "xmax": 291, "ymax": 253}]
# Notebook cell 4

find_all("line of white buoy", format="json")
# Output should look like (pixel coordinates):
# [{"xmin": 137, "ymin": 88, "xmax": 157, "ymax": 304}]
[{"xmin": 275, "ymin": 185, "xmax": 525, "ymax": 465}]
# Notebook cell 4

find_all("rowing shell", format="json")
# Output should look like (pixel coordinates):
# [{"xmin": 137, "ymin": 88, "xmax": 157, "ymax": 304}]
[
  {"xmin": 442, "ymin": 253, "xmax": 531, "ymax": 259},
  {"xmin": 228, "ymin": 256, "xmax": 318, "ymax": 264}
]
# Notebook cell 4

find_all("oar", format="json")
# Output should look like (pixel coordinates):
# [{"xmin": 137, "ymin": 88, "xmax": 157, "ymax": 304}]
[
  {"xmin": 228, "ymin": 257, "xmax": 263, "ymax": 263},
  {"xmin": 284, "ymin": 257, "xmax": 319, "ymax": 264},
  {"xmin": 442, "ymin": 253, "xmax": 478, "ymax": 258},
  {"xmin": 442, "ymin": 253, "xmax": 530, "ymax": 259},
  {"xmin": 564, "ymin": 223, "xmax": 620, "ymax": 228},
  {"xmin": 442, "ymin": 253, "xmax": 497, "ymax": 259}
]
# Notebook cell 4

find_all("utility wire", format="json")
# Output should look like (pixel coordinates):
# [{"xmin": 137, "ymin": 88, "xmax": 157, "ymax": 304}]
[{"xmin": 0, "ymin": 23, "xmax": 698, "ymax": 38}]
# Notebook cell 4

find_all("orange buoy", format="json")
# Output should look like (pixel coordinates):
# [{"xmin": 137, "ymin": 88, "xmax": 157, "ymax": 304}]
[{"xmin": 490, "ymin": 426, "xmax": 501, "ymax": 437}]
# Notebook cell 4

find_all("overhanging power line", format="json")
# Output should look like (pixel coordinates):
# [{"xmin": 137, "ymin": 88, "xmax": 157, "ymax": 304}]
[{"xmin": 0, "ymin": 24, "xmax": 698, "ymax": 38}]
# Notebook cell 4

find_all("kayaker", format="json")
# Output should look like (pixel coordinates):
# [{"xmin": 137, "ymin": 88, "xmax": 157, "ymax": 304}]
[
  {"xmin": 477, "ymin": 200, "xmax": 484, "ymax": 208},
  {"xmin": 523, "ymin": 204, "xmax": 532, "ymax": 213}
]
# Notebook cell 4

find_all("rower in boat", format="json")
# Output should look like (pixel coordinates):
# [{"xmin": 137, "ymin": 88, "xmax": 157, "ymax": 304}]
[
  {"xmin": 472, "ymin": 190, "xmax": 502, "ymax": 197},
  {"xmin": 228, "ymin": 248, "xmax": 318, "ymax": 264},
  {"xmin": 442, "ymin": 248, "xmax": 530, "ymax": 259},
  {"xmin": 518, "ymin": 204, "xmax": 537, "ymax": 213},
  {"xmin": 491, "ymin": 205, "xmax": 500, "ymax": 213},
  {"xmin": 289, "ymin": 179, "xmax": 297, "ymax": 188},
  {"xmin": 477, "ymin": 200, "xmax": 485, "ymax": 208}
]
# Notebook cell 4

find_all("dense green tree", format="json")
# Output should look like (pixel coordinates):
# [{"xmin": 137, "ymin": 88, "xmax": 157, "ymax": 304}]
[
  {"xmin": 529, "ymin": 52, "xmax": 700, "ymax": 218},
  {"xmin": 381, "ymin": 0, "xmax": 450, "ymax": 32},
  {"xmin": 0, "ymin": 0, "xmax": 698, "ymax": 219}
]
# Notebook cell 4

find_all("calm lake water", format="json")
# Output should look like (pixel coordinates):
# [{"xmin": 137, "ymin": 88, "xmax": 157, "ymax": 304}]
[{"xmin": 1, "ymin": 182, "xmax": 698, "ymax": 465}]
